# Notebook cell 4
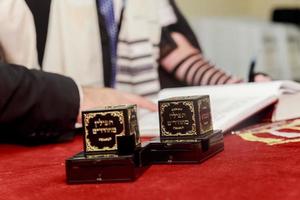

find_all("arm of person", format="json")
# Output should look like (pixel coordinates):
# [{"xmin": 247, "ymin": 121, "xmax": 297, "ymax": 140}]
[
  {"xmin": 0, "ymin": 62, "xmax": 80, "ymax": 144},
  {"xmin": 0, "ymin": 62, "xmax": 156, "ymax": 144},
  {"xmin": 76, "ymin": 87, "xmax": 158, "ymax": 126},
  {"xmin": 160, "ymin": 32, "xmax": 243, "ymax": 85},
  {"xmin": 160, "ymin": 32, "xmax": 271, "ymax": 85},
  {"xmin": 159, "ymin": 0, "xmax": 270, "ymax": 86}
]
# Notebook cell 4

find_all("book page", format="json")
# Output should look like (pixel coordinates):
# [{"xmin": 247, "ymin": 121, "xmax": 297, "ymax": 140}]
[
  {"xmin": 139, "ymin": 81, "xmax": 300, "ymax": 136},
  {"xmin": 272, "ymin": 93, "xmax": 300, "ymax": 121},
  {"xmin": 211, "ymin": 95, "xmax": 276, "ymax": 132}
]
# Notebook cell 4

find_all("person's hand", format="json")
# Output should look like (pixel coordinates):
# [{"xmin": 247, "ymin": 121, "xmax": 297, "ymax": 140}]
[
  {"xmin": 254, "ymin": 73, "xmax": 272, "ymax": 82},
  {"xmin": 77, "ymin": 87, "xmax": 157, "ymax": 122}
]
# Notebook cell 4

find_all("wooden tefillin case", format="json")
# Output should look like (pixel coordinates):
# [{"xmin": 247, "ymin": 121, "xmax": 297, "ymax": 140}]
[
  {"xmin": 149, "ymin": 130, "xmax": 224, "ymax": 164},
  {"xmin": 149, "ymin": 95, "xmax": 224, "ymax": 164},
  {"xmin": 65, "ymin": 105, "xmax": 151, "ymax": 184},
  {"xmin": 65, "ymin": 143, "xmax": 151, "ymax": 184}
]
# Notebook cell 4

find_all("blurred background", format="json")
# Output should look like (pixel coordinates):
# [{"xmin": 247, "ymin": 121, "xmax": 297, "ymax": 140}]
[{"xmin": 175, "ymin": 0, "xmax": 300, "ymax": 81}]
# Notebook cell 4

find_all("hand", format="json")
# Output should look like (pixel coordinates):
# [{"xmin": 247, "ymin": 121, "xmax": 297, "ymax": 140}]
[
  {"xmin": 254, "ymin": 73, "xmax": 272, "ymax": 82},
  {"xmin": 77, "ymin": 87, "xmax": 157, "ymax": 122}
]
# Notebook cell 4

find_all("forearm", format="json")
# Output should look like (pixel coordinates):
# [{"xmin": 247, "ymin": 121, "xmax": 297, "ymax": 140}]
[
  {"xmin": 160, "ymin": 32, "xmax": 242, "ymax": 86},
  {"xmin": 161, "ymin": 51, "xmax": 242, "ymax": 85}
]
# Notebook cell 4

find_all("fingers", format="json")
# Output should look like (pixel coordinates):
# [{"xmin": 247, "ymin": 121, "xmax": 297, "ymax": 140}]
[
  {"xmin": 254, "ymin": 74, "xmax": 272, "ymax": 82},
  {"xmin": 135, "ymin": 100, "xmax": 157, "ymax": 112},
  {"xmin": 123, "ymin": 93, "xmax": 158, "ymax": 112},
  {"xmin": 81, "ymin": 87, "xmax": 157, "ymax": 112}
]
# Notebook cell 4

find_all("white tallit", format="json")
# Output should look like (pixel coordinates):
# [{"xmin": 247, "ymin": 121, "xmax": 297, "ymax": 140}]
[
  {"xmin": 42, "ymin": 0, "xmax": 177, "ymax": 96},
  {"xmin": 0, "ymin": 0, "xmax": 39, "ymax": 68},
  {"xmin": 115, "ymin": 0, "xmax": 176, "ymax": 97},
  {"xmin": 42, "ymin": 0, "xmax": 104, "ymax": 86}
]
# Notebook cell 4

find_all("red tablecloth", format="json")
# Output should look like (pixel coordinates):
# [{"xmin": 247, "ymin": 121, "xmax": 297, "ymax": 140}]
[{"xmin": 1, "ymin": 134, "xmax": 300, "ymax": 200}]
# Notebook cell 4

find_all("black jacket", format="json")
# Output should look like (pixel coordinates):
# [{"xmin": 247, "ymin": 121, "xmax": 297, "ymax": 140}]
[{"xmin": 0, "ymin": 62, "xmax": 80, "ymax": 144}]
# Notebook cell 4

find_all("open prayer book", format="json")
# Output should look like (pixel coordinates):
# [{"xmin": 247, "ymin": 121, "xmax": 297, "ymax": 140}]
[{"xmin": 138, "ymin": 80, "xmax": 300, "ymax": 137}]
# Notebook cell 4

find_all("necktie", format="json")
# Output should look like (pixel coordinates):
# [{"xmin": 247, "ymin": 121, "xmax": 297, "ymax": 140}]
[{"xmin": 98, "ymin": 0, "xmax": 118, "ymax": 87}]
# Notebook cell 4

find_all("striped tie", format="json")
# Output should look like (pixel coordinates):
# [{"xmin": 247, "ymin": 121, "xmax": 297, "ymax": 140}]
[{"xmin": 98, "ymin": 0, "xmax": 118, "ymax": 87}]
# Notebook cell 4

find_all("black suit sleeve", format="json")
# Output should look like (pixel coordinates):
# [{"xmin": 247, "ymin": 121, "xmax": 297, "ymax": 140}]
[{"xmin": 0, "ymin": 62, "xmax": 80, "ymax": 144}]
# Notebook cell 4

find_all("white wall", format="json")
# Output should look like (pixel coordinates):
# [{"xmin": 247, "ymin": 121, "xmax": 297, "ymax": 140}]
[{"xmin": 176, "ymin": 0, "xmax": 300, "ymax": 20}]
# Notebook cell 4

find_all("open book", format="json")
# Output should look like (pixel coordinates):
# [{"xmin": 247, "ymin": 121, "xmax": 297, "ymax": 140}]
[{"xmin": 139, "ymin": 80, "xmax": 300, "ymax": 137}]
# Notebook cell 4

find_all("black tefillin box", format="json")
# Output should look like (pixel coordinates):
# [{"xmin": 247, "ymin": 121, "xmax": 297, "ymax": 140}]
[
  {"xmin": 149, "ymin": 95, "xmax": 224, "ymax": 164},
  {"xmin": 66, "ymin": 105, "xmax": 150, "ymax": 184},
  {"xmin": 82, "ymin": 104, "xmax": 141, "ymax": 155},
  {"xmin": 159, "ymin": 95, "xmax": 213, "ymax": 138}
]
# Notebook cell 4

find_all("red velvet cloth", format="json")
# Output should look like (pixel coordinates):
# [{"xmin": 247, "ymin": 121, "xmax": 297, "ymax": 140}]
[{"xmin": 1, "ymin": 134, "xmax": 300, "ymax": 200}]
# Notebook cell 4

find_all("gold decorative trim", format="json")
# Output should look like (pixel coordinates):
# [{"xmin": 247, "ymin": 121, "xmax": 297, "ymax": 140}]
[
  {"xmin": 160, "ymin": 101, "xmax": 197, "ymax": 136},
  {"xmin": 198, "ymin": 97, "xmax": 213, "ymax": 134},
  {"xmin": 238, "ymin": 119, "xmax": 300, "ymax": 145},
  {"xmin": 83, "ymin": 111, "xmax": 125, "ymax": 152}
]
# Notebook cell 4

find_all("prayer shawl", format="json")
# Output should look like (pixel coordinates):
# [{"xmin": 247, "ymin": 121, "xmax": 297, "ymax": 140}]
[
  {"xmin": 115, "ymin": 0, "xmax": 176, "ymax": 97},
  {"xmin": 0, "ymin": 0, "xmax": 39, "ymax": 68},
  {"xmin": 42, "ymin": 0, "xmax": 177, "ymax": 97},
  {"xmin": 42, "ymin": 0, "xmax": 104, "ymax": 86}
]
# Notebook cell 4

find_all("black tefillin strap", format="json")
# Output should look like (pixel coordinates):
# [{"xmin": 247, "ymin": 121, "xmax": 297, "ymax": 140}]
[{"xmin": 171, "ymin": 52, "xmax": 199, "ymax": 76}]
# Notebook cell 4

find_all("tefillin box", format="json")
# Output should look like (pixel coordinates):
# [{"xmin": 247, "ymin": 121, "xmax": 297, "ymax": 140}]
[
  {"xmin": 66, "ymin": 104, "xmax": 151, "ymax": 184},
  {"xmin": 149, "ymin": 95, "xmax": 224, "ymax": 164},
  {"xmin": 65, "ymin": 143, "xmax": 151, "ymax": 184},
  {"xmin": 82, "ymin": 104, "xmax": 141, "ymax": 155},
  {"xmin": 149, "ymin": 130, "xmax": 224, "ymax": 164},
  {"xmin": 159, "ymin": 95, "xmax": 213, "ymax": 138}
]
